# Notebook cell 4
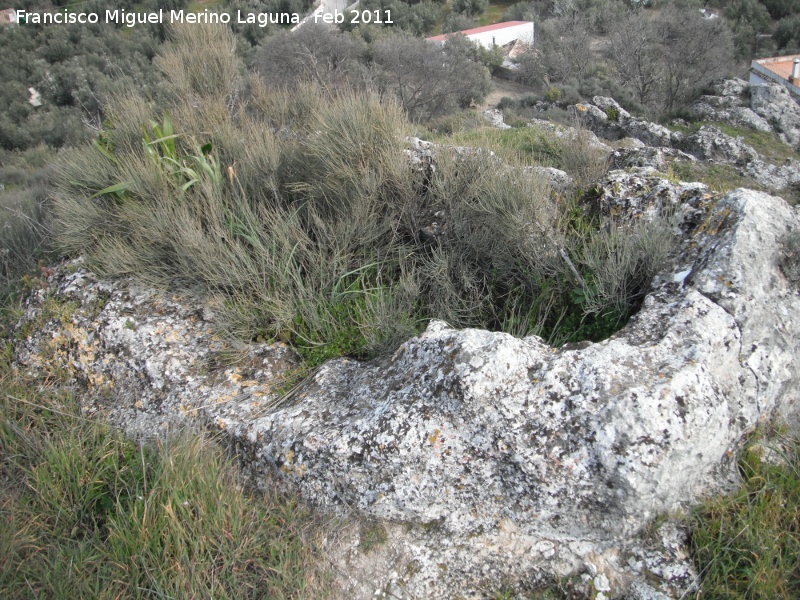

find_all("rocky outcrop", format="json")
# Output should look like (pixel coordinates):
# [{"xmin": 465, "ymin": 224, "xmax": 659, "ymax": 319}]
[
  {"xmin": 750, "ymin": 84, "xmax": 800, "ymax": 151},
  {"xmin": 15, "ymin": 182, "xmax": 800, "ymax": 598},
  {"xmin": 590, "ymin": 167, "xmax": 711, "ymax": 231},
  {"xmin": 742, "ymin": 157, "xmax": 800, "ymax": 190},
  {"xmin": 565, "ymin": 87, "xmax": 800, "ymax": 197},
  {"xmin": 689, "ymin": 97, "xmax": 772, "ymax": 133},
  {"xmin": 482, "ymin": 107, "xmax": 511, "ymax": 129},
  {"xmin": 572, "ymin": 97, "xmax": 678, "ymax": 148},
  {"xmin": 527, "ymin": 117, "xmax": 613, "ymax": 152},
  {"xmin": 680, "ymin": 124, "xmax": 759, "ymax": 166},
  {"xmin": 611, "ymin": 146, "xmax": 697, "ymax": 172},
  {"xmin": 689, "ymin": 78, "xmax": 772, "ymax": 133}
]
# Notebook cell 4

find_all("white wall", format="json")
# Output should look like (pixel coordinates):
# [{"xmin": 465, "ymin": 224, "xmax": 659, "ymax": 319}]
[{"xmin": 467, "ymin": 23, "xmax": 534, "ymax": 50}]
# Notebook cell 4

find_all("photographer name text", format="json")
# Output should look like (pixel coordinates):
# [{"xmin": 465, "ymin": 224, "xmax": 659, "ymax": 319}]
[{"xmin": 15, "ymin": 8, "xmax": 393, "ymax": 27}]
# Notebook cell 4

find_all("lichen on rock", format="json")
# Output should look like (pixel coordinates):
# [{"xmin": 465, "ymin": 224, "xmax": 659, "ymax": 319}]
[{"xmin": 13, "ymin": 187, "xmax": 800, "ymax": 598}]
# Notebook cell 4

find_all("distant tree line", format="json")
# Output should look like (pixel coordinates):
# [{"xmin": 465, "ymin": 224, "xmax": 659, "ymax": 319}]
[
  {"xmin": 504, "ymin": 0, "xmax": 800, "ymax": 118},
  {"xmin": 0, "ymin": 0, "xmax": 313, "ymax": 153},
  {"xmin": 254, "ymin": 25, "xmax": 494, "ymax": 122}
]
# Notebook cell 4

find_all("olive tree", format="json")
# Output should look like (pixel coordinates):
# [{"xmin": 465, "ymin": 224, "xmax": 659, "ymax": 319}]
[
  {"xmin": 371, "ymin": 32, "xmax": 491, "ymax": 122},
  {"xmin": 607, "ymin": 6, "xmax": 734, "ymax": 114},
  {"xmin": 254, "ymin": 25, "xmax": 368, "ymax": 89}
]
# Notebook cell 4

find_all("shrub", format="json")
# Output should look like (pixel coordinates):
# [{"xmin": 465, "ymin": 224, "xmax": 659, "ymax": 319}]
[
  {"xmin": 443, "ymin": 13, "xmax": 476, "ymax": 33},
  {"xmin": 557, "ymin": 116, "xmax": 611, "ymax": 189},
  {"xmin": 544, "ymin": 86, "xmax": 562, "ymax": 102},
  {"xmin": 53, "ymin": 23, "xmax": 676, "ymax": 366},
  {"xmin": 453, "ymin": 0, "xmax": 488, "ymax": 17}
]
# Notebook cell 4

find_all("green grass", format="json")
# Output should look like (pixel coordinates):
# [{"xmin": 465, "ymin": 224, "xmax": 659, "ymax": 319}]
[
  {"xmin": 424, "ymin": 124, "xmax": 562, "ymax": 164},
  {"xmin": 0, "ymin": 336, "xmax": 331, "ymax": 599},
  {"xmin": 706, "ymin": 123, "xmax": 800, "ymax": 167},
  {"xmin": 669, "ymin": 120, "xmax": 800, "ymax": 167},
  {"xmin": 690, "ymin": 433, "xmax": 800, "ymax": 599},
  {"xmin": 477, "ymin": 0, "xmax": 513, "ymax": 26},
  {"xmin": 668, "ymin": 161, "xmax": 765, "ymax": 195}
]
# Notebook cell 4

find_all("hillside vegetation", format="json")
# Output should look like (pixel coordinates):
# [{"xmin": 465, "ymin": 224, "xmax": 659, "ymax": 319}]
[
  {"xmin": 52, "ymin": 24, "xmax": 676, "ymax": 364},
  {"xmin": 3, "ymin": 2, "xmax": 800, "ymax": 599}
]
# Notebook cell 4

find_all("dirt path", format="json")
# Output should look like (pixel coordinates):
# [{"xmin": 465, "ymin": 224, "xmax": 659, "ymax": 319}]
[{"xmin": 478, "ymin": 77, "xmax": 540, "ymax": 110}]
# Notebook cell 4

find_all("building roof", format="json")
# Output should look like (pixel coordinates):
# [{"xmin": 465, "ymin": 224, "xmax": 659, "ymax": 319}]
[
  {"xmin": 427, "ymin": 21, "xmax": 532, "ymax": 43},
  {"xmin": 0, "ymin": 7, "xmax": 16, "ymax": 23},
  {"xmin": 752, "ymin": 55, "xmax": 800, "ymax": 82}
]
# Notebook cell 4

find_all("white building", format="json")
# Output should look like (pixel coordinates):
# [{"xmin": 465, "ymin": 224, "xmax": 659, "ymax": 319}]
[
  {"xmin": 0, "ymin": 8, "xmax": 18, "ymax": 25},
  {"xmin": 427, "ymin": 21, "xmax": 534, "ymax": 50}
]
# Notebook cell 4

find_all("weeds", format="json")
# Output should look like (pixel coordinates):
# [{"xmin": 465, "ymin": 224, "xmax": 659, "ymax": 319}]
[
  {"xmin": 690, "ymin": 433, "xmax": 800, "ymax": 599},
  {"xmin": 0, "ymin": 349, "xmax": 330, "ymax": 599}
]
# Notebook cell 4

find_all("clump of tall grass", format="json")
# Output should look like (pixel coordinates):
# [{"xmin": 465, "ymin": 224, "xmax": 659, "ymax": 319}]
[
  {"xmin": 52, "ymin": 23, "xmax": 676, "ymax": 364},
  {"xmin": 691, "ymin": 432, "xmax": 800, "ymax": 598},
  {"xmin": 0, "ymin": 147, "xmax": 55, "ymax": 302},
  {"xmin": 0, "ymin": 349, "xmax": 329, "ymax": 598}
]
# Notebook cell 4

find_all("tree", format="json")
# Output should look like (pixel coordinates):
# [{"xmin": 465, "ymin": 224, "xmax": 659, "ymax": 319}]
[
  {"xmin": 607, "ymin": 6, "xmax": 734, "ymax": 114},
  {"xmin": 443, "ymin": 13, "xmax": 476, "ymax": 33},
  {"xmin": 254, "ymin": 25, "xmax": 368, "ymax": 89},
  {"xmin": 537, "ymin": 12, "xmax": 594, "ymax": 82},
  {"xmin": 724, "ymin": 0, "xmax": 772, "ymax": 59},
  {"xmin": 371, "ymin": 32, "xmax": 491, "ymax": 122},
  {"xmin": 351, "ymin": 0, "xmax": 440, "ymax": 35},
  {"xmin": 502, "ymin": 1, "xmax": 537, "ymax": 21},
  {"xmin": 607, "ymin": 10, "xmax": 662, "ymax": 107},
  {"xmin": 761, "ymin": 0, "xmax": 800, "ymax": 20},
  {"xmin": 658, "ymin": 6, "xmax": 735, "ymax": 111},
  {"xmin": 453, "ymin": 0, "xmax": 488, "ymax": 16},
  {"xmin": 774, "ymin": 15, "xmax": 800, "ymax": 49}
]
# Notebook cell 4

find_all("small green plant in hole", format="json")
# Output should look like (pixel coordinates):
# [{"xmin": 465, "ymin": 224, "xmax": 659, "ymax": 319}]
[{"xmin": 359, "ymin": 520, "xmax": 388, "ymax": 554}]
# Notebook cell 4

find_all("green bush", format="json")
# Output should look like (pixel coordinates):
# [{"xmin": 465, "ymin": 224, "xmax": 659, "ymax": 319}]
[
  {"xmin": 53, "ymin": 23, "xmax": 677, "ymax": 366},
  {"xmin": 452, "ymin": 0, "xmax": 488, "ymax": 17},
  {"xmin": 544, "ymin": 86, "xmax": 563, "ymax": 103}
]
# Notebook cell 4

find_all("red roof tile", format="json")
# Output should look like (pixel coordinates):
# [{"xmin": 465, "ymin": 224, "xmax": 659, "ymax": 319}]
[{"xmin": 427, "ymin": 21, "xmax": 531, "ymax": 43}]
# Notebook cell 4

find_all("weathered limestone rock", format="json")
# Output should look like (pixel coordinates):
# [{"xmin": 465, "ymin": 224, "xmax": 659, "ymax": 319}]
[
  {"xmin": 750, "ymin": 83, "xmax": 800, "ymax": 150},
  {"xmin": 680, "ymin": 125, "xmax": 759, "ymax": 166},
  {"xmin": 712, "ymin": 77, "xmax": 749, "ymax": 98},
  {"xmin": 483, "ymin": 107, "xmax": 511, "ymax": 129},
  {"xmin": 572, "ymin": 98, "xmax": 676, "ymax": 148},
  {"xmin": 590, "ymin": 168, "xmax": 711, "ymax": 232},
  {"xmin": 689, "ymin": 98, "xmax": 772, "ymax": 133},
  {"xmin": 688, "ymin": 79, "xmax": 772, "ymax": 133},
  {"xmin": 611, "ymin": 146, "xmax": 697, "ymax": 172},
  {"xmin": 529, "ymin": 165, "xmax": 574, "ymax": 192},
  {"xmin": 743, "ymin": 157, "xmax": 800, "ymax": 191},
  {"xmin": 527, "ymin": 117, "xmax": 613, "ymax": 153},
  {"xmin": 14, "ymin": 187, "xmax": 800, "ymax": 598}
]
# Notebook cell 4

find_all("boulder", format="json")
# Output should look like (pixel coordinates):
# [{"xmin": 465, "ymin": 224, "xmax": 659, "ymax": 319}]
[
  {"xmin": 529, "ymin": 165, "xmax": 574, "ymax": 192},
  {"xmin": 591, "ymin": 96, "xmax": 631, "ymax": 120},
  {"xmin": 689, "ymin": 100, "xmax": 772, "ymax": 133},
  {"xmin": 572, "ymin": 99, "xmax": 674, "ymax": 148},
  {"xmin": 15, "ymin": 185, "xmax": 800, "ymax": 598},
  {"xmin": 591, "ymin": 168, "xmax": 711, "ymax": 232},
  {"xmin": 483, "ymin": 108, "xmax": 512, "ymax": 129},
  {"xmin": 680, "ymin": 125, "xmax": 759, "ymax": 166},
  {"xmin": 743, "ymin": 158, "xmax": 800, "ymax": 191},
  {"xmin": 527, "ymin": 118, "xmax": 614, "ymax": 153},
  {"xmin": 712, "ymin": 77, "xmax": 749, "ymax": 98},
  {"xmin": 750, "ymin": 84, "xmax": 800, "ymax": 151},
  {"xmin": 611, "ymin": 146, "xmax": 697, "ymax": 172}
]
